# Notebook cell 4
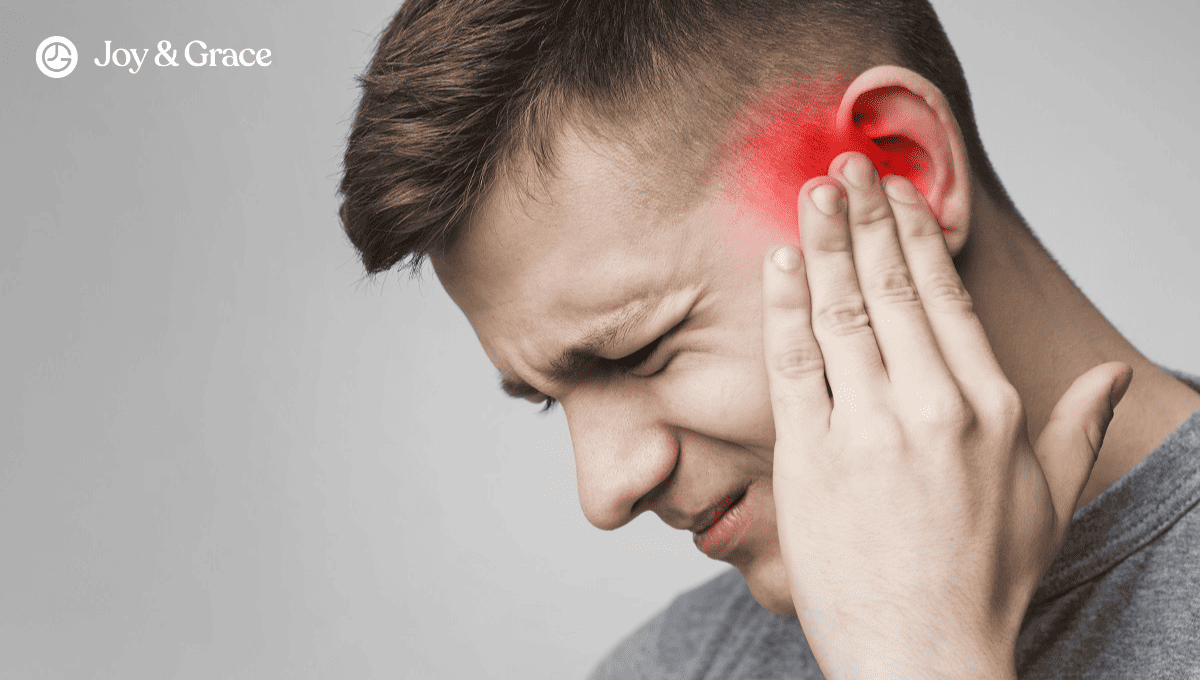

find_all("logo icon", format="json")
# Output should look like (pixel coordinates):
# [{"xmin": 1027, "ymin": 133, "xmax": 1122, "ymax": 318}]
[{"xmin": 37, "ymin": 36, "xmax": 77, "ymax": 78}]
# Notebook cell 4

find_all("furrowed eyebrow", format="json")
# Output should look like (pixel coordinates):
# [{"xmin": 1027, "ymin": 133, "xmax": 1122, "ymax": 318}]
[{"xmin": 498, "ymin": 300, "xmax": 657, "ymax": 400}]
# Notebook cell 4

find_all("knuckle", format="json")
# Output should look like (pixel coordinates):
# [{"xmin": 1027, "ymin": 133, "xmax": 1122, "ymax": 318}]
[
  {"xmin": 771, "ymin": 346, "xmax": 826, "ymax": 379},
  {"xmin": 909, "ymin": 212, "xmax": 942, "ymax": 237},
  {"xmin": 866, "ymin": 267, "xmax": 921, "ymax": 306},
  {"xmin": 922, "ymin": 273, "xmax": 974, "ymax": 315},
  {"xmin": 767, "ymin": 290, "xmax": 809, "ymax": 311},
  {"xmin": 814, "ymin": 299, "xmax": 872, "ymax": 337},
  {"xmin": 911, "ymin": 388, "xmax": 973, "ymax": 430},
  {"xmin": 855, "ymin": 202, "xmax": 895, "ymax": 230},
  {"xmin": 978, "ymin": 382, "xmax": 1027, "ymax": 434},
  {"xmin": 981, "ymin": 382, "xmax": 1024, "ymax": 420}
]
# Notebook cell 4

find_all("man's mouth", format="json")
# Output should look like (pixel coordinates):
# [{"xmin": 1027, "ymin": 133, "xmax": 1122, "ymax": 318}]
[
  {"xmin": 690, "ymin": 485, "xmax": 749, "ymax": 534},
  {"xmin": 692, "ymin": 483, "xmax": 753, "ymax": 560}
]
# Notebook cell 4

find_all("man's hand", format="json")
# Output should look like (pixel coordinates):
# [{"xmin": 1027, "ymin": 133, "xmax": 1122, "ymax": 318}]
[{"xmin": 761, "ymin": 152, "xmax": 1132, "ymax": 680}]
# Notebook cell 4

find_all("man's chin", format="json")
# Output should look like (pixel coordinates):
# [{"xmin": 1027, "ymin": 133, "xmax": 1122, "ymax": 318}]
[{"xmin": 738, "ymin": 555, "xmax": 796, "ymax": 616}]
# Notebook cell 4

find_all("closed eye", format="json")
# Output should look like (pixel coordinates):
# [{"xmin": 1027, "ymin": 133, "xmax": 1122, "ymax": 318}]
[
  {"xmin": 539, "ymin": 337, "xmax": 663, "ymax": 413},
  {"xmin": 536, "ymin": 316, "xmax": 688, "ymax": 414},
  {"xmin": 612, "ymin": 335, "xmax": 666, "ymax": 370}
]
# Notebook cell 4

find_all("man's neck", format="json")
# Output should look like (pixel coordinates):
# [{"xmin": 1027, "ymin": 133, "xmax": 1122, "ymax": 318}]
[{"xmin": 958, "ymin": 188, "xmax": 1200, "ymax": 513}]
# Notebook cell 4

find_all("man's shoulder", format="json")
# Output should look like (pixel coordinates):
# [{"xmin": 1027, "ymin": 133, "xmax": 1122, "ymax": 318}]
[
  {"xmin": 587, "ymin": 569, "xmax": 820, "ymax": 680},
  {"xmin": 1016, "ymin": 366, "xmax": 1200, "ymax": 677}
]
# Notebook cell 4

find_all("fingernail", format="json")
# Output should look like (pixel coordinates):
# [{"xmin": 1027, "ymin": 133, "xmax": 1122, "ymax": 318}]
[
  {"xmin": 884, "ymin": 176, "xmax": 919, "ymax": 204},
  {"xmin": 772, "ymin": 245, "xmax": 801, "ymax": 272},
  {"xmin": 810, "ymin": 184, "xmax": 844, "ymax": 216},
  {"xmin": 843, "ymin": 154, "xmax": 876, "ymax": 188},
  {"xmin": 1108, "ymin": 367, "xmax": 1133, "ymax": 410}
]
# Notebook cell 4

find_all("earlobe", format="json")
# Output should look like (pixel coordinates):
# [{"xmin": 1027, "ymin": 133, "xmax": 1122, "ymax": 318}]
[{"xmin": 835, "ymin": 66, "xmax": 972, "ymax": 255}]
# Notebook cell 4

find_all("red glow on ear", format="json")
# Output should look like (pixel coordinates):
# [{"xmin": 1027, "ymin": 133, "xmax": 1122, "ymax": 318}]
[{"xmin": 722, "ymin": 77, "xmax": 890, "ymax": 240}]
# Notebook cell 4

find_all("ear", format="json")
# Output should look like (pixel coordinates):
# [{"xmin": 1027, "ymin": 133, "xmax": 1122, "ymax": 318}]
[{"xmin": 835, "ymin": 65, "xmax": 972, "ymax": 256}]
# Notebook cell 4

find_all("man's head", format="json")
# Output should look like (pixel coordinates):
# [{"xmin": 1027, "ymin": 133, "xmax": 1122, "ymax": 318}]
[{"xmin": 339, "ymin": 0, "xmax": 1027, "ymax": 614}]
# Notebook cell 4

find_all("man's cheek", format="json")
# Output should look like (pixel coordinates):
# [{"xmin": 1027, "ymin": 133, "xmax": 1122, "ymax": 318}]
[{"xmin": 667, "ymin": 357, "xmax": 776, "ymax": 448}]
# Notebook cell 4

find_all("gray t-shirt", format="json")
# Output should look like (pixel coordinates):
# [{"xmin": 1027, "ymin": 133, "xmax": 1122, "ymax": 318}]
[{"xmin": 590, "ymin": 367, "xmax": 1200, "ymax": 679}]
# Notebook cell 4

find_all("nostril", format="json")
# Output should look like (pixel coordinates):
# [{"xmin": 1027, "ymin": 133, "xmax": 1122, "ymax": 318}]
[{"xmin": 631, "ymin": 471, "xmax": 673, "ymax": 516}]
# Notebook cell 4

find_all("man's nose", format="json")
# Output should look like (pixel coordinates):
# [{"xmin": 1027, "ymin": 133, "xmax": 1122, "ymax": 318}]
[{"xmin": 564, "ymin": 393, "xmax": 678, "ymax": 532}]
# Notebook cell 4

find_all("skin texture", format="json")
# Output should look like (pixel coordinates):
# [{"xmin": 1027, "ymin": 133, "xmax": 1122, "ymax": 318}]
[{"xmin": 431, "ymin": 65, "xmax": 1200, "ymax": 629}]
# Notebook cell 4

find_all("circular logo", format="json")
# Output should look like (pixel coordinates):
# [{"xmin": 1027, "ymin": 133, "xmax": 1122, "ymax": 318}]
[{"xmin": 37, "ymin": 36, "xmax": 77, "ymax": 78}]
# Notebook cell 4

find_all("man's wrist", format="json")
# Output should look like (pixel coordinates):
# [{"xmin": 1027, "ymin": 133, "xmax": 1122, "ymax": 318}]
[{"xmin": 813, "ymin": 637, "xmax": 1017, "ymax": 680}]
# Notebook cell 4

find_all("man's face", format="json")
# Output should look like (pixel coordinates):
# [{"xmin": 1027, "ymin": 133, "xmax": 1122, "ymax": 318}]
[{"xmin": 434, "ymin": 125, "xmax": 811, "ymax": 615}]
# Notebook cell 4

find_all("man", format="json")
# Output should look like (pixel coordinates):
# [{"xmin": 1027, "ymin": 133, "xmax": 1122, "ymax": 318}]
[{"xmin": 338, "ymin": 0, "xmax": 1200, "ymax": 677}]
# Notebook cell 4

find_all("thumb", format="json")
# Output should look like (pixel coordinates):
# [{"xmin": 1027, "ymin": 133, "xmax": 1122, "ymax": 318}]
[{"xmin": 1033, "ymin": 362, "xmax": 1133, "ymax": 535}]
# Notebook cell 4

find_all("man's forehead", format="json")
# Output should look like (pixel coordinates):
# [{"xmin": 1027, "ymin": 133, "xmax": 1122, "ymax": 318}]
[
  {"xmin": 493, "ymin": 121, "xmax": 718, "ymax": 235},
  {"xmin": 437, "ymin": 128, "xmax": 716, "ymax": 298}
]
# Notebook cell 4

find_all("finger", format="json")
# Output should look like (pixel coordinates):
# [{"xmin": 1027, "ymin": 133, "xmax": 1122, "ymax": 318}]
[
  {"xmin": 1034, "ymin": 362, "xmax": 1132, "ymax": 534},
  {"xmin": 883, "ymin": 175, "xmax": 1009, "ymax": 393},
  {"xmin": 797, "ymin": 176, "xmax": 888, "ymax": 401},
  {"xmin": 831, "ymin": 152, "xmax": 954, "ymax": 392},
  {"xmin": 762, "ymin": 244, "xmax": 833, "ymax": 445}
]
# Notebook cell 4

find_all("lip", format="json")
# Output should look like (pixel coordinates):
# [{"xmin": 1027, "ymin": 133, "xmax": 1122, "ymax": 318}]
[
  {"xmin": 688, "ymin": 485, "xmax": 748, "ymax": 534},
  {"xmin": 692, "ymin": 483, "xmax": 753, "ymax": 560}
]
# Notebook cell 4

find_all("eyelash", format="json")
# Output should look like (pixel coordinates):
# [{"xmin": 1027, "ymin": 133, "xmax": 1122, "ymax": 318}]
[{"xmin": 537, "ymin": 332, "xmax": 677, "ymax": 414}]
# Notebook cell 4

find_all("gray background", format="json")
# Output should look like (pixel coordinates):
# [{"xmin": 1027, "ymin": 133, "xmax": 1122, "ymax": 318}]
[{"xmin": 3, "ymin": 0, "xmax": 1198, "ymax": 678}]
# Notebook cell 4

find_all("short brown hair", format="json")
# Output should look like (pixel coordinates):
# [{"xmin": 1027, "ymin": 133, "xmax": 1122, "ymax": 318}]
[{"xmin": 339, "ymin": 0, "xmax": 1018, "ymax": 279}]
